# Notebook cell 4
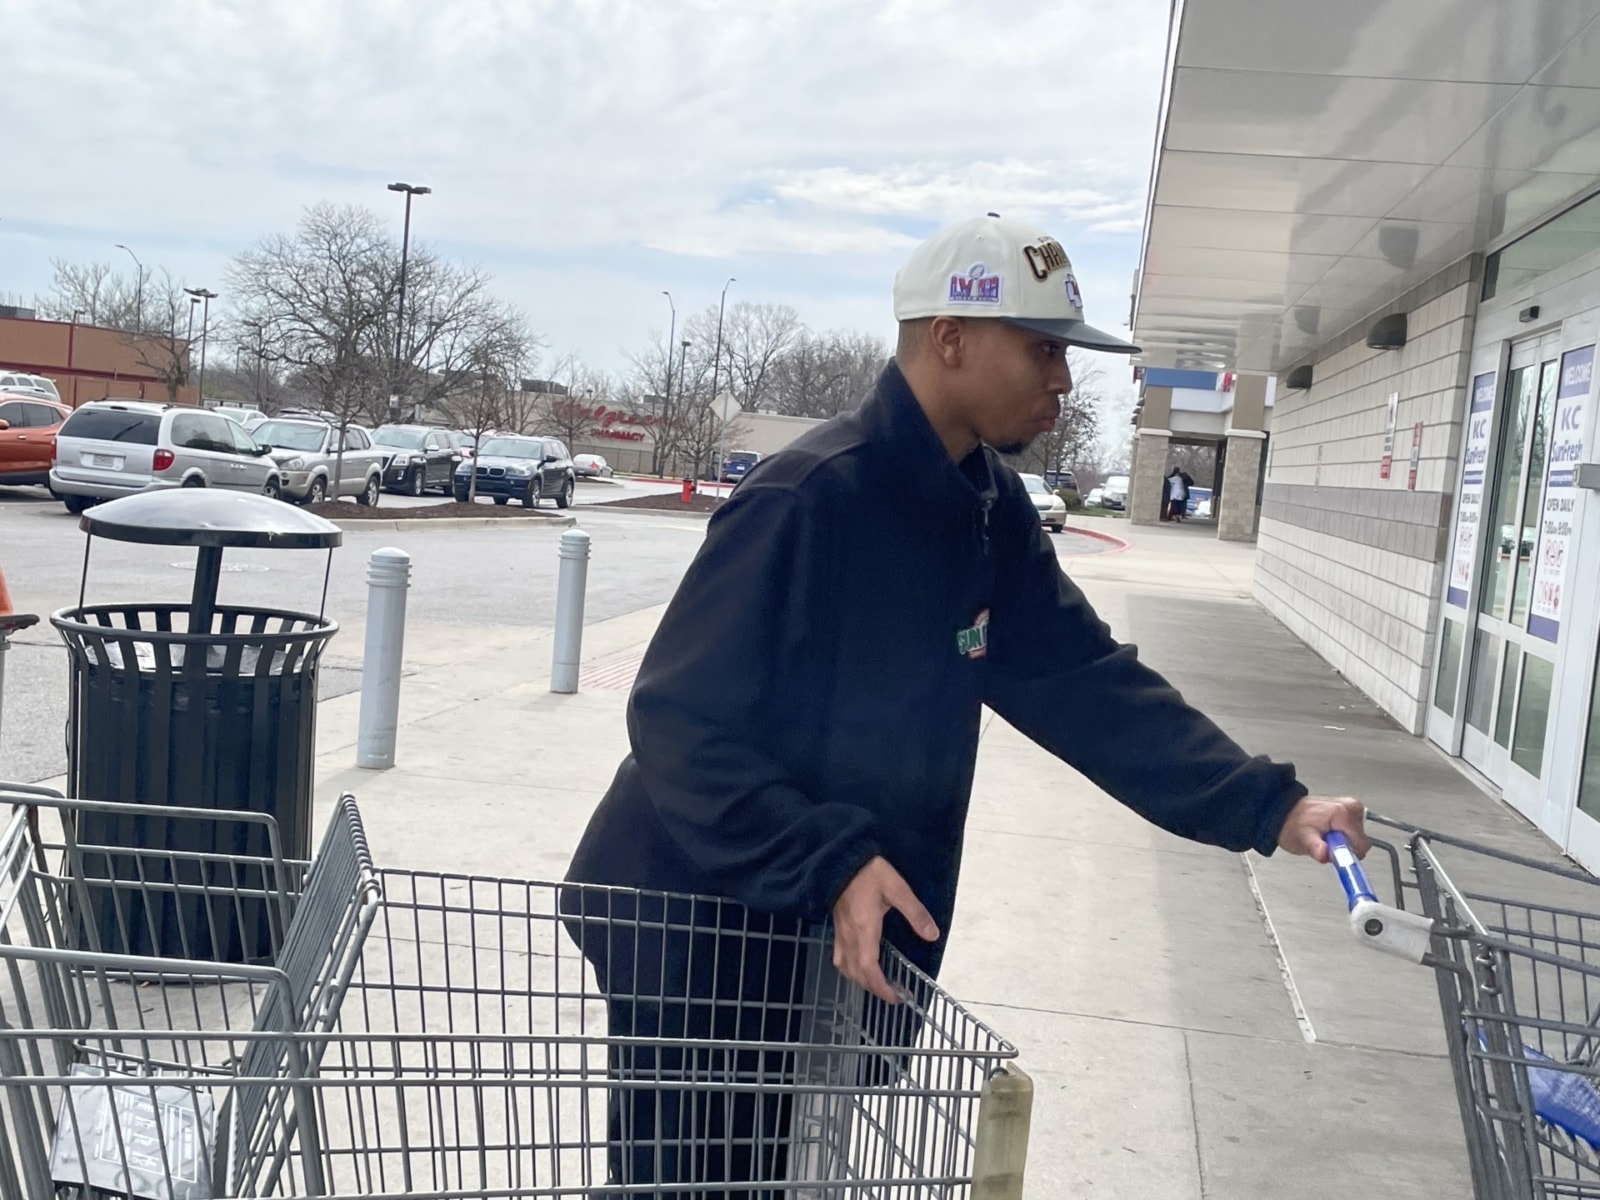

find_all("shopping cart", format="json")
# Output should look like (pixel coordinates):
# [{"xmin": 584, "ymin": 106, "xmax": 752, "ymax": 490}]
[
  {"xmin": 1330, "ymin": 820, "xmax": 1600, "ymax": 1199},
  {"xmin": 0, "ymin": 789, "xmax": 381, "ymax": 1199},
  {"xmin": 1, "ymin": 789, "xmax": 1033, "ymax": 1199}
]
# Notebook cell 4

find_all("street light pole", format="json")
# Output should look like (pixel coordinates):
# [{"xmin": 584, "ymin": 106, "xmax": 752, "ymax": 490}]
[
  {"xmin": 114, "ymin": 244, "xmax": 144, "ymax": 331},
  {"xmin": 243, "ymin": 318, "xmax": 266, "ymax": 410},
  {"xmin": 186, "ymin": 296, "xmax": 200, "ymax": 343},
  {"xmin": 712, "ymin": 276, "xmax": 736, "ymax": 484},
  {"xmin": 658, "ymin": 290, "xmax": 676, "ymax": 476},
  {"xmin": 184, "ymin": 287, "xmax": 218, "ymax": 403},
  {"xmin": 387, "ymin": 182, "xmax": 432, "ymax": 416}
]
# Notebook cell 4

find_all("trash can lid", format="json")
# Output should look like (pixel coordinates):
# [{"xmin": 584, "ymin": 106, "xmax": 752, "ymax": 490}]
[{"xmin": 80, "ymin": 490, "xmax": 343, "ymax": 549}]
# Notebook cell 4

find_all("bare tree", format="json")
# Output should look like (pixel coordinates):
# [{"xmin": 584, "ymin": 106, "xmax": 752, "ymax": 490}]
[
  {"xmin": 1009, "ymin": 351, "xmax": 1104, "ymax": 485},
  {"xmin": 227, "ymin": 202, "xmax": 392, "ymax": 453},
  {"xmin": 712, "ymin": 302, "xmax": 802, "ymax": 412},
  {"xmin": 433, "ymin": 302, "xmax": 536, "ymax": 502},
  {"xmin": 122, "ymin": 272, "xmax": 198, "ymax": 402},
  {"xmin": 624, "ymin": 335, "xmax": 678, "ymax": 475},
  {"xmin": 227, "ymin": 200, "xmax": 541, "ymax": 451},
  {"xmin": 36, "ymin": 259, "xmax": 134, "ymax": 328},
  {"xmin": 768, "ymin": 330, "xmax": 886, "ymax": 418},
  {"xmin": 519, "ymin": 351, "xmax": 605, "ymax": 444}
]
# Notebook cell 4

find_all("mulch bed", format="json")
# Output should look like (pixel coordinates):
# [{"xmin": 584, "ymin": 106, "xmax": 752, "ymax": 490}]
[
  {"xmin": 301, "ymin": 501, "xmax": 560, "ymax": 520},
  {"xmin": 591, "ymin": 493, "xmax": 725, "ymax": 514}
]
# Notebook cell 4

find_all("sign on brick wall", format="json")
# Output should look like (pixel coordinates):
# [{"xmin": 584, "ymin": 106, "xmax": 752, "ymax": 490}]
[
  {"xmin": 1380, "ymin": 391, "xmax": 1399, "ymax": 479},
  {"xmin": 1446, "ymin": 372, "xmax": 1496, "ymax": 608},
  {"xmin": 1529, "ymin": 344, "xmax": 1594, "ymax": 644}
]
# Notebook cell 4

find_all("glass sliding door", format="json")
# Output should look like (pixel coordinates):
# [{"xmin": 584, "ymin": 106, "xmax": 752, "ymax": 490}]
[{"xmin": 1459, "ymin": 333, "xmax": 1562, "ymax": 803}]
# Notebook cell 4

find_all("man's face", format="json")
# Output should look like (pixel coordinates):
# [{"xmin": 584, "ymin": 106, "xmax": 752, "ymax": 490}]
[{"xmin": 956, "ymin": 320, "xmax": 1073, "ymax": 456}]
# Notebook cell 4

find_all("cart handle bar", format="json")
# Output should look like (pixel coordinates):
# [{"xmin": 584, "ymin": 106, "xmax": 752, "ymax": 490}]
[
  {"xmin": 1326, "ymin": 832, "xmax": 1377, "ymax": 908},
  {"xmin": 1325, "ymin": 831, "xmax": 1436, "ymax": 965}
]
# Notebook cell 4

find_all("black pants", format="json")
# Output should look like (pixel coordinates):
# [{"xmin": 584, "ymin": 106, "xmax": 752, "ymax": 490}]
[{"xmin": 562, "ymin": 888, "xmax": 810, "ymax": 1199}]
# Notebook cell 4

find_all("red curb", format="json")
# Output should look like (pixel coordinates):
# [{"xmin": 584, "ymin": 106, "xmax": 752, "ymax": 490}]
[
  {"xmin": 617, "ymin": 474, "xmax": 733, "ymax": 492},
  {"xmin": 1064, "ymin": 524, "xmax": 1132, "ymax": 554}
]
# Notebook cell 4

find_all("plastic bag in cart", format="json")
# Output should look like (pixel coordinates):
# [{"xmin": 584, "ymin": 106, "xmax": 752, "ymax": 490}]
[
  {"xmin": 48, "ymin": 1064, "xmax": 216, "ymax": 1200},
  {"xmin": 1480, "ymin": 1031, "xmax": 1600, "ymax": 1151}
]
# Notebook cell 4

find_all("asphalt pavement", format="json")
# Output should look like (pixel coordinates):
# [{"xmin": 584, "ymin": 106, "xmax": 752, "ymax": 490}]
[{"xmin": 0, "ymin": 476, "xmax": 1112, "ymax": 783}]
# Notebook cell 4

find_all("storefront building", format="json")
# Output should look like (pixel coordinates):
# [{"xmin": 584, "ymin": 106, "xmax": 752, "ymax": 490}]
[
  {"xmin": 1132, "ymin": 1, "xmax": 1600, "ymax": 864},
  {"xmin": 0, "ymin": 313, "xmax": 197, "ymax": 407}
]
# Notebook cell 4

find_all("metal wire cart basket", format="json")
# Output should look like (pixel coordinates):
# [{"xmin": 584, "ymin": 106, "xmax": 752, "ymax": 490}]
[
  {"xmin": 1337, "ymin": 818, "xmax": 1600, "ymax": 1199},
  {"xmin": 0, "ymin": 789, "xmax": 1032, "ymax": 1199}
]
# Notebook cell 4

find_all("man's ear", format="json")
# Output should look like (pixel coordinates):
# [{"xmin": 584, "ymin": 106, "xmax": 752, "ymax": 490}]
[{"xmin": 927, "ymin": 316, "xmax": 966, "ymax": 368}]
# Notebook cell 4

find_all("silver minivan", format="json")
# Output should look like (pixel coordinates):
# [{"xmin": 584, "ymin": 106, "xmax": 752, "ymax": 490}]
[{"xmin": 49, "ymin": 400, "xmax": 284, "ymax": 514}]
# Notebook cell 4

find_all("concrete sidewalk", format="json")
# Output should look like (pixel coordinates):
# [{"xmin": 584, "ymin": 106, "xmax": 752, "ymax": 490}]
[{"xmin": 299, "ymin": 519, "xmax": 1561, "ymax": 1198}]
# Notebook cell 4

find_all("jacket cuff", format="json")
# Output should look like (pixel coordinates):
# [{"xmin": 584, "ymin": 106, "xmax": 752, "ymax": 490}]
[
  {"xmin": 816, "ymin": 839, "xmax": 883, "ymax": 919},
  {"xmin": 1251, "ymin": 780, "xmax": 1309, "ymax": 857}
]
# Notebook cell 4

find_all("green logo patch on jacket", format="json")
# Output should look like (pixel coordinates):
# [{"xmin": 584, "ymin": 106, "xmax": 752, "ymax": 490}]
[{"xmin": 956, "ymin": 609, "xmax": 990, "ymax": 659}]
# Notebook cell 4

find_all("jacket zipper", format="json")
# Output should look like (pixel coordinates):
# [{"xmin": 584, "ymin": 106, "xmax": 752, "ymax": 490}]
[{"xmin": 978, "ymin": 499, "xmax": 991, "ymax": 556}]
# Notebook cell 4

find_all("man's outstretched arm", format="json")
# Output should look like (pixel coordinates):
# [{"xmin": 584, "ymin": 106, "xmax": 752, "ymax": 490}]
[{"xmin": 983, "ymin": 506, "xmax": 1368, "ymax": 859}]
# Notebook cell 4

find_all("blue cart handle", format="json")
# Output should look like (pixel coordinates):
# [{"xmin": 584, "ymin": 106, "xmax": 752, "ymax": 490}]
[
  {"xmin": 1326, "ymin": 831, "xmax": 1378, "ymax": 909},
  {"xmin": 1327, "ymin": 830, "xmax": 1434, "ymax": 964}
]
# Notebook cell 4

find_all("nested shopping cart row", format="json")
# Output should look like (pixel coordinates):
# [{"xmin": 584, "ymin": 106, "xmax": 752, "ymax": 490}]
[{"xmin": 0, "ymin": 788, "xmax": 1032, "ymax": 1199}]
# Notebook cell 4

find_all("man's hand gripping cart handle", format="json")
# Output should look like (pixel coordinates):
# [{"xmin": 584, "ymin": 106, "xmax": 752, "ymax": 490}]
[{"xmin": 1326, "ymin": 831, "xmax": 1436, "ymax": 965}]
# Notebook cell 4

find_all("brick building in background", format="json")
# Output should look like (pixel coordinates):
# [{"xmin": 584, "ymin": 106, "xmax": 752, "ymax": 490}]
[{"xmin": 0, "ymin": 310, "xmax": 198, "ymax": 408}]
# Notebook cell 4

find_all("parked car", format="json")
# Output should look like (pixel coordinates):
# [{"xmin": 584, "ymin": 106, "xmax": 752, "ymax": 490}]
[
  {"xmin": 49, "ymin": 400, "xmax": 283, "ymax": 513},
  {"xmin": 276, "ymin": 406, "xmax": 340, "ymax": 424},
  {"xmin": 450, "ymin": 431, "xmax": 477, "ymax": 459},
  {"xmin": 213, "ymin": 404, "xmax": 268, "ymax": 431},
  {"xmin": 1501, "ymin": 524, "xmax": 1536, "ymax": 558},
  {"xmin": 0, "ymin": 394, "xmax": 71, "ymax": 487},
  {"xmin": 1100, "ymin": 473, "xmax": 1129, "ymax": 511},
  {"xmin": 720, "ymin": 450, "xmax": 762, "ymax": 484},
  {"xmin": 250, "ymin": 418, "xmax": 385, "ymax": 506},
  {"xmin": 0, "ymin": 372, "xmax": 62, "ymax": 403},
  {"xmin": 371, "ymin": 424, "xmax": 463, "ymax": 495},
  {"xmin": 1084, "ymin": 486, "xmax": 1104, "ymax": 509},
  {"xmin": 1019, "ymin": 472, "xmax": 1068, "ymax": 533},
  {"xmin": 574, "ymin": 453, "xmax": 613, "ymax": 478},
  {"xmin": 1042, "ymin": 469, "xmax": 1079, "ymax": 496},
  {"xmin": 1188, "ymin": 486, "xmax": 1213, "ymax": 518},
  {"xmin": 454, "ymin": 434, "xmax": 575, "ymax": 508}
]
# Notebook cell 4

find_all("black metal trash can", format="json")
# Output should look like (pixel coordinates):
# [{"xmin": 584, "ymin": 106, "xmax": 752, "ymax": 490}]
[{"xmin": 51, "ymin": 490, "xmax": 341, "ymax": 963}]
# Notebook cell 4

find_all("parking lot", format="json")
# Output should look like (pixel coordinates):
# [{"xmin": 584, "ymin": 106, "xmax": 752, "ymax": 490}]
[{"xmin": 0, "ymin": 475, "xmax": 1112, "ymax": 785}]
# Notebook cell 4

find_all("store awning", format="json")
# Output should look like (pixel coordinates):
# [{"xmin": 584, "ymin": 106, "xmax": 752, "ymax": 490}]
[{"xmin": 1133, "ymin": 0, "xmax": 1600, "ymax": 372}]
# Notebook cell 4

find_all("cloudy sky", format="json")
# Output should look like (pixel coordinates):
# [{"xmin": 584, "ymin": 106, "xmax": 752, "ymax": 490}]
[{"xmin": 1, "ymin": 0, "xmax": 1167, "ymax": 405}]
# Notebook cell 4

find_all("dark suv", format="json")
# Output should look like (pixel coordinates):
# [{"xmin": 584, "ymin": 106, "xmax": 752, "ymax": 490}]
[
  {"xmin": 454, "ymin": 434, "xmax": 575, "ymax": 508},
  {"xmin": 371, "ymin": 424, "xmax": 462, "ymax": 495}
]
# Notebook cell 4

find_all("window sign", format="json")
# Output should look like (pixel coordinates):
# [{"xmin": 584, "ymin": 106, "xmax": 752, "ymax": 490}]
[
  {"xmin": 1529, "ymin": 345, "xmax": 1594, "ymax": 643},
  {"xmin": 1447, "ymin": 372, "xmax": 1496, "ymax": 608}
]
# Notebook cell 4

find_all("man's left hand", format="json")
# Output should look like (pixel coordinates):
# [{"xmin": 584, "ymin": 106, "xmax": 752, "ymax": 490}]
[{"xmin": 1277, "ymin": 795, "xmax": 1369, "ymax": 863}]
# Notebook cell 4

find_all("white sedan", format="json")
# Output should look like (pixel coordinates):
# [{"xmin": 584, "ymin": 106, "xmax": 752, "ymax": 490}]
[
  {"xmin": 573, "ymin": 453, "xmax": 613, "ymax": 478},
  {"xmin": 1019, "ymin": 472, "xmax": 1068, "ymax": 533}
]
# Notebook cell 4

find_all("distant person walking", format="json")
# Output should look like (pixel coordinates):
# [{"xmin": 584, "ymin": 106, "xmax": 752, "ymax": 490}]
[{"xmin": 1168, "ymin": 466, "xmax": 1189, "ymax": 521}]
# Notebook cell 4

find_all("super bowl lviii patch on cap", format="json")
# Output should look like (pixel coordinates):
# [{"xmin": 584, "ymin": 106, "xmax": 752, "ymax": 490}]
[
  {"xmin": 893, "ymin": 215, "xmax": 1139, "ymax": 354},
  {"xmin": 948, "ymin": 263, "xmax": 1002, "ymax": 306}
]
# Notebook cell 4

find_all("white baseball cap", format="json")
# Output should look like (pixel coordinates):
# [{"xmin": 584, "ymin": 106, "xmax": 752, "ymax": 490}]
[{"xmin": 892, "ymin": 214, "xmax": 1139, "ymax": 354}]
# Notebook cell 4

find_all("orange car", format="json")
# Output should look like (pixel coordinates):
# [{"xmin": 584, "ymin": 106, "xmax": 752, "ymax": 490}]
[{"xmin": 0, "ymin": 393, "xmax": 71, "ymax": 487}]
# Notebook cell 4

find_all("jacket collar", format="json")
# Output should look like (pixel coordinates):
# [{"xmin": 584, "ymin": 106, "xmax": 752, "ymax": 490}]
[{"xmin": 859, "ymin": 361, "xmax": 998, "ymax": 515}]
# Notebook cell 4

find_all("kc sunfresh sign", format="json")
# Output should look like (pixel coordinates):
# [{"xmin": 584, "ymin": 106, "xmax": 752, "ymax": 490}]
[
  {"xmin": 1529, "ymin": 345, "xmax": 1594, "ymax": 643},
  {"xmin": 1446, "ymin": 372, "xmax": 1496, "ymax": 609}
]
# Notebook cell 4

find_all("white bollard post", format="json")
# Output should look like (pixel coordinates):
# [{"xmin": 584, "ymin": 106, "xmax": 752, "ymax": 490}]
[
  {"xmin": 551, "ymin": 529, "xmax": 591, "ymax": 694},
  {"xmin": 357, "ymin": 547, "xmax": 411, "ymax": 769},
  {"xmin": 0, "ymin": 635, "xmax": 10, "ymax": 745}
]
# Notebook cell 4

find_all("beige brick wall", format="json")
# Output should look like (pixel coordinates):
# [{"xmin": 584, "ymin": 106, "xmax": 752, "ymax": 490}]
[{"xmin": 1256, "ymin": 257, "xmax": 1479, "ymax": 733}]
